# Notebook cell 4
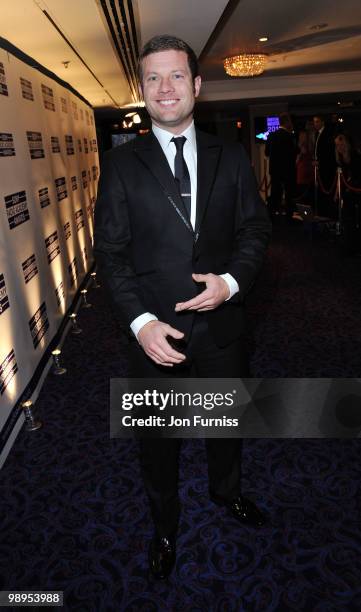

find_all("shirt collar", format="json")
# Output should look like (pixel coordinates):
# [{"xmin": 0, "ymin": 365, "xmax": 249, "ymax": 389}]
[{"xmin": 152, "ymin": 121, "xmax": 196, "ymax": 152}]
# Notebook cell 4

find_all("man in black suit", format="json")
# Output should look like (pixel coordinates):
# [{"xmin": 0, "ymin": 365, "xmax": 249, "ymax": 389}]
[
  {"xmin": 313, "ymin": 115, "xmax": 337, "ymax": 216},
  {"xmin": 94, "ymin": 35, "xmax": 271, "ymax": 579},
  {"xmin": 265, "ymin": 113, "xmax": 297, "ymax": 221}
]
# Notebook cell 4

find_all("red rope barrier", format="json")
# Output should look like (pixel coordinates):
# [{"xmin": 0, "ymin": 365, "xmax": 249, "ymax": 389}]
[
  {"xmin": 340, "ymin": 174, "xmax": 361, "ymax": 193},
  {"xmin": 296, "ymin": 186, "xmax": 310, "ymax": 200},
  {"xmin": 316, "ymin": 170, "xmax": 337, "ymax": 195},
  {"xmin": 258, "ymin": 175, "xmax": 271, "ymax": 194}
]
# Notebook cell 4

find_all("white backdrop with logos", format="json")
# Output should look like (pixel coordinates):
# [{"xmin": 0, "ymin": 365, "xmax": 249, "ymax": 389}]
[{"xmin": 0, "ymin": 42, "xmax": 99, "ymax": 460}]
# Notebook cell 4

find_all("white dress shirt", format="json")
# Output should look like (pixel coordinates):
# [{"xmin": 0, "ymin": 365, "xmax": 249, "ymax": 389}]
[{"xmin": 130, "ymin": 121, "xmax": 239, "ymax": 339}]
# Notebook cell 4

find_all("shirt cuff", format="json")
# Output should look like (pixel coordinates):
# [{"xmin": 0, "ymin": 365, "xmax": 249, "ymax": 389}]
[
  {"xmin": 130, "ymin": 313, "xmax": 158, "ymax": 340},
  {"xmin": 220, "ymin": 273, "xmax": 239, "ymax": 301}
]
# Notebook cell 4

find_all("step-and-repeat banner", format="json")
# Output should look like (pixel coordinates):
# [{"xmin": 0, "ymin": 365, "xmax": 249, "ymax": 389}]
[{"xmin": 0, "ymin": 40, "xmax": 99, "ymax": 441}]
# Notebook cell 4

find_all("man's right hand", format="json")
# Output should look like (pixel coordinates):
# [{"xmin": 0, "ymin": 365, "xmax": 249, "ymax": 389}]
[{"xmin": 137, "ymin": 320, "xmax": 186, "ymax": 367}]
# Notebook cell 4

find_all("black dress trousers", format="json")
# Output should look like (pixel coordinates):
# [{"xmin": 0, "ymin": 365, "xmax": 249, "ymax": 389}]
[{"xmin": 128, "ymin": 314, "xmax": 249, "ymax": 539}]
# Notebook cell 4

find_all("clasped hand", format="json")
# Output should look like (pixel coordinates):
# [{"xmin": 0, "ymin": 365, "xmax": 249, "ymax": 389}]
[{"xmin": 137, "ymin": 273, "xmax": 229, "ymax": 366}]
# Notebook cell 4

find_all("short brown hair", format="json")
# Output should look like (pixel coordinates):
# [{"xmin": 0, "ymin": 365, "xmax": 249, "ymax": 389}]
[
  {"xmin": 138, "ymin": 34, "xmax": 199, "ymax": 84},
  {"xmin": 279, "ymin": 113, "xmax": 292, "ymax": 128}
]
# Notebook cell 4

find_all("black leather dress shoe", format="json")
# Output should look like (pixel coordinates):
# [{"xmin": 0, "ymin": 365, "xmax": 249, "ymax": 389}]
[
  {"xmin": 211, "ymin": 494, "xmax": 266, "ymax": 527},
  {"xmin": 149, "ymin": 536, "xmax": 176, "ymax": 579}
]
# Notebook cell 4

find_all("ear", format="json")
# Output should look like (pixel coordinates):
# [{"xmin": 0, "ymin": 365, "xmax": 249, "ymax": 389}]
[{"xmin": 193, "ymin": 75, "xmax": 201, "ymax": 98}]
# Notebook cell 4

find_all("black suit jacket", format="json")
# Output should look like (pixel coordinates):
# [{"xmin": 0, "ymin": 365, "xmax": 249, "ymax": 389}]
[
  {"xmin": 94, "ymin": 129, "xmax": 271, "ymax": 347},
  {"xmin": 315, "ymin": 127, "xmax": 337, "ymax": 186},
  {"xmin": 265, "ymin": 128, "xmax": 297, "ymax": 180}
]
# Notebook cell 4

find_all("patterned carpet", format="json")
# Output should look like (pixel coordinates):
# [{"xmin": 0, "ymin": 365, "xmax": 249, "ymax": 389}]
[{"xmin": 0, "ymin": 223, "xmax": 360, "ymax": 611}]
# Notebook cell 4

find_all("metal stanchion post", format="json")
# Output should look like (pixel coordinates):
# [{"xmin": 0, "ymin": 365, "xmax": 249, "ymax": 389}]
[
  {"xmin": 90, "ymin": 272, "xmax": 100, "ymax": 289},
  {"xmin": 314, "ymin": 164, "xmax": 318, "ymax": 217},
  {"xmin": 69, "ymin": 313, "xmax": 82, "ymax": 335},
  {"xmin": 51, "ymin": 349, "xmax": 67, "ymax": 375},
  {"xmin": 21, "ymin": 400, "xmax": 42, "ymax": 431},
  {"xmin": 81, "ymin": 289, "xmax": 92, "ymax": 309},
  {"xmin": 336, "ymin": 167, "xmax": 343, "ymax": 236}
]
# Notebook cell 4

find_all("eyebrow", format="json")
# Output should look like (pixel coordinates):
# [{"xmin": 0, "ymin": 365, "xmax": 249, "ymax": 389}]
[{"xmin": 145, "ymin": 68, "xmax": 187, "ymax": 77}]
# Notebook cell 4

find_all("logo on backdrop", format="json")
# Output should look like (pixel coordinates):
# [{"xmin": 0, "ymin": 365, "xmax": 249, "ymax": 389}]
[
  {"xmin": 75, "ymin": 209, "xmax": 84, "ymax": 232},
  {"xmin": 0, "ymin": 133, "xmax": 15, "ymax": 157},
  {"xmin": 92, "ymin": 165, "xmax": 98, "ymax": 181},
  {"xmin": 55, "ymin": 177, "xmax": 67, "ymax": 202},
  {"xmin": 29, "ymin": 302, "xmax": 49, "ymax": 349},
  {"xmin": 68, "ymin": 257, "xmax": 79, "ymax": 287},
  {"xmin": 51, "ymin": 136, "xmax": 61, "ymax": 154},
  {"xmin": 5, "ymin": 190, "xmax": 30, "ymax": 230},
  {"xmin": 38, "ymin": 187, "xmax": 50, "ymax": 209},
  {"xmin": 84, "ymin": 138, "xmax": 88, "ymax": 154},
  {"xmin": 0, "ymin": 273, "xmax": 10, "ymax": 316},
  {"xmin": 0, "ymin": 62, "xmax": 8, "ymax": 96},
  {"xmin": 78, "ymin": 139, "xmax": 82, "ymax": 153},
  {"xmin": 20, "ymin": 77, "xmax": 34, "ymax": 101},
  {"xmin": 71, "ymin": 176, "xmax": 78, "ymax": 191},
  {"xmin": 27, "ymin": 131, "xmax": 45, "ymax": 159},
  {"xmin": 55, "ymin": 281, "xmax": 65, "ymax": 307},
  {"xmin": 64, "ymin": 221, "xmax": 71, "ymax": 241},
  {"xmin": 85, "ymin": 110, "xmax": 90, "ymax": 126},
  {"xmin": 72, "ymin": 101, "xmax": 78, "ymax": 120},
  {"xmin": 0, "ymin": 349, "xmax": 18, "ymax": 396},
  {"xmin": 45, "ymin": 230, "xmax": 60, "ymax": 264},
  {"xmin": 92, "ymin": 138, "xmax": 97, "ymax": 153},
  {"xmin": 87, "ymin": 197, "xmax": 95, "ymax": 219},
  {"xmin": 81, "ymin": 170, "xmax": 87, "ymax": 189},
  {"xmin": 41, "ymin": 84, "xmax": 55, "ymax": 111},
  {"xmin": 22, "ymin": 254, "xmax": 39, "ymax": 284},
  {"xmin": 61, "ymin": 97, "xmax": 68, "ymax": 113},
  {"xmin": 65, "ymin": 135, "xmax": 74, "ymax": 155}
]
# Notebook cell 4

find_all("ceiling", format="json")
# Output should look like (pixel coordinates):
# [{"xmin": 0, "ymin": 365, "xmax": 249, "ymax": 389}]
[{"xmin": 1, "ymin": 0, "xmax": 361, "ymax": 110}]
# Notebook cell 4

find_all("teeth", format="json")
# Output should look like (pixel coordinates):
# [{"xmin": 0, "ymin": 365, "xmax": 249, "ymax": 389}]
[{"xmin": 159, "ymin": 100, "xmax": 177, "ymax": 105}]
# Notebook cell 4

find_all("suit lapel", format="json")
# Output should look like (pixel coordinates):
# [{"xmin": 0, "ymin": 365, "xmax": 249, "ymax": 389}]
[
  {"xmin": 195, "ymin": 130, "xmax": 222, "ymax": 232},
  {"xmin": 133, "ymin": 132, "xmax": 190, "ymax": 222}
]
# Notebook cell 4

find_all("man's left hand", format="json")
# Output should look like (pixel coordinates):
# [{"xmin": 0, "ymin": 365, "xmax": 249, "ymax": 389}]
[{"xmin": 175, "ymin": 273, "xmax": 230, "ymax": 312}]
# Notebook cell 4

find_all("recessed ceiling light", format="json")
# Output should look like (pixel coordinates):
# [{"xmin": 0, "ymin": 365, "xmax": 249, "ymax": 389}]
[
  {"xmin": 310, "ymin": 23, "xmax": 328, "ymax": 30},
  {"xmin": 259, "ymin": 37, "xmax": 268, "ymax": 42}
]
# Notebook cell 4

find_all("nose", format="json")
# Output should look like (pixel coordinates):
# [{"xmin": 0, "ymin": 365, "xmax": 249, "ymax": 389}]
[{"xmin": 158, "ymin": 77, "xmax": 175, "ymax": 93}]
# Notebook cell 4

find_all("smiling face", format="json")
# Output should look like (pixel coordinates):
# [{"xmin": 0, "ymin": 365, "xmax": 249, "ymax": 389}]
[{"xmin": 140, "ymin": 49, "xmax": 201, "ymax": 135}]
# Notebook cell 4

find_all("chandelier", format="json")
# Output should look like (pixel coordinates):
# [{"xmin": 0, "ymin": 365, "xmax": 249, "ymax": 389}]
[{"xmin": 224, "ymin": 53, "xmax": 267, "ymax": 77}]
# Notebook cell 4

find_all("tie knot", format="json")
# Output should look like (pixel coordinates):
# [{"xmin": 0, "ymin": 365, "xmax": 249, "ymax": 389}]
[{"xmin": 171, "ymin": 136, "xmax": 186, "ymax": 152}]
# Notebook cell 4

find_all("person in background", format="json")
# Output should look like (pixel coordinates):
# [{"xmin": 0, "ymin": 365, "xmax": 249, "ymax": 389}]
[
  {"xmin": 334, "ymin": 132, "xmax": 361, "ymax": 255},
  {"xmin": 265, "ymin": 113, "xmax": 297, "ymax": 222},
  {"xmin": 313, "ymin": 115, "xmax": 337, "ymax": 217},
  {"xmin": 296, "ymin": 129, "xmax": 314, "ymax": 203}
]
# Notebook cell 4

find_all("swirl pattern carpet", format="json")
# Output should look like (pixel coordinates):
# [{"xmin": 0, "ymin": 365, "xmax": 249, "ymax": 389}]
[{"xmin": 0, "ymin": 223, "xmax": 360, "ymax": 611}]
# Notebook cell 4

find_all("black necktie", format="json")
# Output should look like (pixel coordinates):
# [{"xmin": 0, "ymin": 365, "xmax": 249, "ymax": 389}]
[{"xmin": 172, "ymin": 136, "xmax": 191, "ymax": 218}]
